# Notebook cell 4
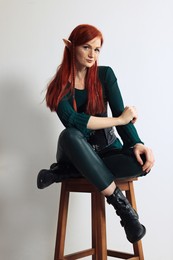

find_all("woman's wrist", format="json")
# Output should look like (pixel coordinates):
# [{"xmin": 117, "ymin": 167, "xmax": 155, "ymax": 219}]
[{"xmin": 115, "ymin": 116, "xmax": 124, "ymax": 126}]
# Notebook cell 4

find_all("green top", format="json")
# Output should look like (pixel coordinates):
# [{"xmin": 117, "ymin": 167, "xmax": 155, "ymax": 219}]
[{"xmin": 56, "ymin": 66, "xmax": 143, "ymax": 149}]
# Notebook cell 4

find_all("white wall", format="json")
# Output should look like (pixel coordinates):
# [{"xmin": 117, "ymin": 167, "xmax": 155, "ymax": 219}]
[{"xmin": 0, "ymin": 0, "xmax": 172, "ymax": 259}]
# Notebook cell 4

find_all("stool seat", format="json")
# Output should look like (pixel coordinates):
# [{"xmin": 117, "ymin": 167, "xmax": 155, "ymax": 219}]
[{"xmin": 54, "ymin": 177, "xmax": 144, "ymax": 260}]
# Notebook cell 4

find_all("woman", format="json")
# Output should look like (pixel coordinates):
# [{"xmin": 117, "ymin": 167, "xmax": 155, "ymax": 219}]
[{"xmin": 37, "ymin": 24, "xmax": 154, "ymax": 243}]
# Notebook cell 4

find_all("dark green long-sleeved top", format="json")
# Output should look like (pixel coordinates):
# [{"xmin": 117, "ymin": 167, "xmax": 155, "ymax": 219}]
[{"xmin": 56, "ymin": 66, "xmax": 143, "ymax": 149}]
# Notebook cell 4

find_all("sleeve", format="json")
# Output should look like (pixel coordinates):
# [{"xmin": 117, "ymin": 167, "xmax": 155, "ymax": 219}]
[
  {"xmin": 56, "ymin": 97, "xmax": 92, "ymax": 137},
  {"xmin": 104, "ymin": 66, "xmax": 144, "ymax": 148}
]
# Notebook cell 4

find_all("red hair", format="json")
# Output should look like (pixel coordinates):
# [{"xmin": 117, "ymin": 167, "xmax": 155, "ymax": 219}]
[{"xmin": 46, "ymin": 24, "xmax": 105, "ymax": 115}]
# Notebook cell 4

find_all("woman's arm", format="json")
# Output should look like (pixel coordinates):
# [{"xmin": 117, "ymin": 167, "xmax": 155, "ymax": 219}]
[
  {"xmin": 100, "ymin": 66, "xmax": 154, "ymax": 171},
  {"xmin": 57, "ymin": 94, "xmax": 137, "ymax": 136},
  {"xmin": 87, "ymin": 106, "xmax": 137, "ymax": 130},
  {"xmin": 56, "ymin": 98, "xmax": 91, "ymax": 137},
  {"xmin": 100, "ymin": 66, "xmax": 143, "ymax": 147}
]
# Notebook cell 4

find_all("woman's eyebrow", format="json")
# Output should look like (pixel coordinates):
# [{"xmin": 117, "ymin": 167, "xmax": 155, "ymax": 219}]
[{"xmin": 85, "ymin": 43, "xmax": 101, "ymax": 48}]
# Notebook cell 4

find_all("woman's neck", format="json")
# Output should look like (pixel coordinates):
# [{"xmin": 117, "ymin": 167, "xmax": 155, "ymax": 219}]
[{"xmin": 75, "ymin": 68, "xmax": 87, "ymax": 90}]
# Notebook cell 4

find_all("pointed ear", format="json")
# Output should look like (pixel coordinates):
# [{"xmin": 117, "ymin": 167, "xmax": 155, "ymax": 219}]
[{"xmin": 63, "ymin": 39, "xmax": 72, "ymax": 49}]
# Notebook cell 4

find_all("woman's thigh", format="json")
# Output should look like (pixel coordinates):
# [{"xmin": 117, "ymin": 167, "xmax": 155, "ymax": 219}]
[
  {"xmin": 55, "ymin": 128, "xmax": 115, "ymax": 190},
  {"xmin": 100, "ymin": 148, "xmax": 147, "ymax": 180}
]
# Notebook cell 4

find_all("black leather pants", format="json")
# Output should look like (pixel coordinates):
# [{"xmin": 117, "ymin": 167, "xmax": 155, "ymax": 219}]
[{"xmin": 56, "ymin": 128, "xmax": 146, "ymax": 191}]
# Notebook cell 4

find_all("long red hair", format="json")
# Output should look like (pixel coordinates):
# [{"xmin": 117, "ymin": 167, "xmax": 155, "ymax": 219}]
[{"xmin": 46, "ymin": 24, "xmax": 105, "ymax": 115}]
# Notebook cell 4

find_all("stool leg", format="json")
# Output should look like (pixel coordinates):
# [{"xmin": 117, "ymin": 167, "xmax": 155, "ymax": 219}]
[
  {"xmin": 91, "ymin": 192, "xmax": 97, "ymax": 260},
  {"xmin": 125, "ymin": 181, "xmax": 144, "ymax": 260},
  {"xmin": 54, "ymin": 182, "xmax": 70, "ymax": 260},
  {"xmin": 92, "ymin": 191, "xmax": 107, "ymax": 260}
]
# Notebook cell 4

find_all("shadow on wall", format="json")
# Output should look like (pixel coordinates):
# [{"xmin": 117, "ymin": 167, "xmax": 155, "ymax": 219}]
[{"xmin": 0, "ymin": 76, "xmax": 60, "ymax": 260}]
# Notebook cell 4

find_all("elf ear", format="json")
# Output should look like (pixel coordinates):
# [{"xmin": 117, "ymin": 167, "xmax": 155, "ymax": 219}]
[{"xmin": 63, "ymin": 39, "xmax": 72, "ymax": 49}]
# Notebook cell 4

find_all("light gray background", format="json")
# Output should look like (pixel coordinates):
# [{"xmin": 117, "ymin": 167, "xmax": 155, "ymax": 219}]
[{"xmin": 0, "ymin": 0, "xmax": 172, "ymax": 259}]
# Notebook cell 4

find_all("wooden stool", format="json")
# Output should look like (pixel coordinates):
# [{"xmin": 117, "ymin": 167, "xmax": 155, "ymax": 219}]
[{"xmin": 54, "ymin": 178, "xmax": 144, "ymax": 260}]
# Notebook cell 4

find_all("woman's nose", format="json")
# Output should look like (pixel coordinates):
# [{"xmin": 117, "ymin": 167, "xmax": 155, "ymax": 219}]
[{"xmin": 88, "ymin": 49, "xmax": 94, "ymax": 57}]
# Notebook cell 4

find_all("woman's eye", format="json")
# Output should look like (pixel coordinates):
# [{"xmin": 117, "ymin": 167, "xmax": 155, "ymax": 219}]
[
  {"xmin": 95, "ymin": 48, "xmax": 100, "ymax": 53},
  {"xmin": 83, "ymin": 45, "xmax": 89, "ymax": 49}
]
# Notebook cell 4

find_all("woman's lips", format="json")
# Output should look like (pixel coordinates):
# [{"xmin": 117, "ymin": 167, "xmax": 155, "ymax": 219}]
[{"xmin": 86, "ymin": 59, "xmax": 94, "ymax": 63}]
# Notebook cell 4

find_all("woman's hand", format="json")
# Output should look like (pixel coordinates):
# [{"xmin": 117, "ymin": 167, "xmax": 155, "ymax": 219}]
[
  {"xmin": 119, "ymin": 106, "xmax": 138, "ymax": 125},
  {"xmin": 133, "ymin": 143, "xmax": 155, "ymax": 173}
]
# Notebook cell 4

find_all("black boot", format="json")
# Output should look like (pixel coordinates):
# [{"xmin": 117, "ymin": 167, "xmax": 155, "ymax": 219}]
[
  {"xmin": 106, "ymin": 187, "xmax": 146, "ymax": 243},
  {"xmin": 37, "ymin": 163, "xmax": 82, "ymax": 189}
]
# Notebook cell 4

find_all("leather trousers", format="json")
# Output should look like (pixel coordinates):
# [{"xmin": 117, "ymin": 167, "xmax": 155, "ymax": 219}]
[{"xmin": 56, "ymin": 128, "xmax": 146, "ymax": 191}]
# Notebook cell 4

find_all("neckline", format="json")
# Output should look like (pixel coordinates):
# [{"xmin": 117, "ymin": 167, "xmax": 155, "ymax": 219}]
[
  {"xmin": 75, "ymin": 88, "xmax": 86, "ymax": 92},
  {"xmin": 75, "ymin": 87, "xmax": 86, "ymax": 91},
  {"xmin": 67, "ymin": 81, "xmax": 86, "ymax": 91}
]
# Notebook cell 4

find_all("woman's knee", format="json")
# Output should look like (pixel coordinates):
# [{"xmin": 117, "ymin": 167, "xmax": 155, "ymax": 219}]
[
  {"xmin": 59, "ymin": 128, "xmax": 84, "ymax": 145},
  {"xmin": 57, "ymin": 128, "xmax": 84, "ymax": 161}
]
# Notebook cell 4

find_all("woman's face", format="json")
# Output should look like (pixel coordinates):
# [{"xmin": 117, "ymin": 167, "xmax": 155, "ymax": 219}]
[{"xmin": 75, "ymin": 37, "xmax": 101, "ymax": 70}]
